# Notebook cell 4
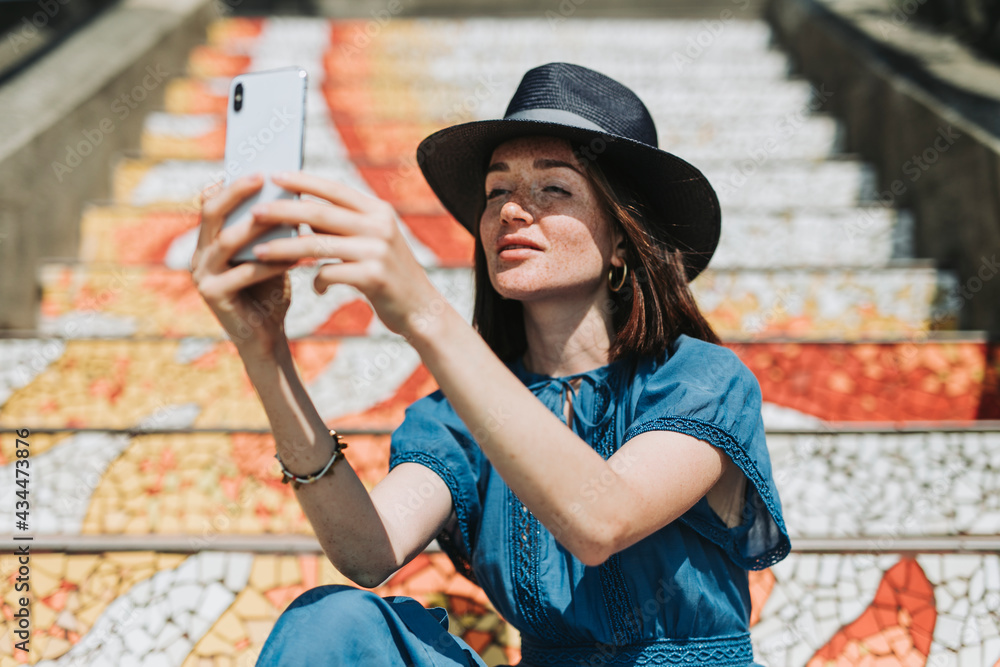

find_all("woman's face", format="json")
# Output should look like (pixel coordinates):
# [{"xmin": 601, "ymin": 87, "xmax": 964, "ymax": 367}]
[{"xmin": 479, "ymin": 136, "xmax": 622, "ymax": 303}]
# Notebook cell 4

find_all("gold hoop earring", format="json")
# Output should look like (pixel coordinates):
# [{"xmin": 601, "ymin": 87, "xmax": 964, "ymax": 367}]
[{"xmin": 608, "ymin": 259, "xmax": 628, "ymax": 293}]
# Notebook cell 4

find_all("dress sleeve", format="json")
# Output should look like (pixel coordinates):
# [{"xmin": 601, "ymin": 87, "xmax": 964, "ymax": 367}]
[
  {"xmin": 622, "ymin": 340, "xmax": 791, "ymax": 570},
  {"xmin": 388, "ymin": 390, "xmax": 487, "ymax": 579}
]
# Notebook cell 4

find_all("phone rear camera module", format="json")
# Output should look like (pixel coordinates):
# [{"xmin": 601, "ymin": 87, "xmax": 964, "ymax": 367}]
[{"xmin": 234, "ymin": 83, "xmax": 243, "ymax": 112}]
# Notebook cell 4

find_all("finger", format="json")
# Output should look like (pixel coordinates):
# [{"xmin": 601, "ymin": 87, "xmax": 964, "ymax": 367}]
[
  {"xmin": 253, "ymin": 234, "xmax": 379, "ymax": 263},
  {"xmin": 205, "ymin": 214, "xmax": 287, "ymax": 273},
  {"xmin": 197, "ymin": 259, "xmax": 294, "ymax": 302},
  {"xmin": 271, "ymin": 171, "xmax": 386, "ymax": 215},
  {"xmin": 312, "ymin": 261, "xmax": 371, "ymax": 295},
  {"xmin": 199, "ymin": 179, "xmax": 225, "ymax": 205},
  {"xmin": 199, "ymin": 173, "xmax": 264, "ymax": 244},
  {"xmin": 251, "ymin": 198, "xmax": 367, "ymax": 237}
]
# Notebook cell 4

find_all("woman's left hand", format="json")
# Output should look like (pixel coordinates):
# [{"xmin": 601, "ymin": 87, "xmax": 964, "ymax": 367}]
[{"xmin": 249, "ymin": 171, "xmax": 443, "ymax": 338}]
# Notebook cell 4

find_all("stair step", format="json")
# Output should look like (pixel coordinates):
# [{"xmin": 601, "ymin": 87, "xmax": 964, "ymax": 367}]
[
  {"xmin": 754, "ymin": 554, "xmax": 1000, "ymax": 666},
  {"xmin": 1, "ymin": 338, "xmax": 996, "ymax": 430},
  {"xmin": 2, "ymin": 544, "xmax": 993, "ymax": 665},
  {"xmin": 37, "ymin": 264, "xmax": 959, "ymax": 340},
  {"xmin": 0, "ymin": 548, "xmax": 513, "ymax": 666},
  {"xmin": 164, "ymin": 75, "xmax": 828, "ymax": 123},
  {"xmin": 319, "ymin": 56, "xmax": 795, "ymax": 84},
  {"xmin": 111, "ymin": 157, "xmax": 878, "ymax": 212},
  {"xmin": 769, "ymin": 429, "xmax": 1000, "ymax": 538},
  {"xmin": 73, "ymin": 203, "xmax": 904, "ymax": 270},
  {"xmin": 4, "ymin": 428, "xmax": 997, "ymax": 539},
  {"xmin": 327, "ymin": 17, "xmax": 780, "ymax": 51},
  {"xmin": 321, "ymin": 79, "xmax": 827, "ymax": 123},
  {"xmin": 140, "ymin": 113, "xmax": 841, "ymax": 163}
]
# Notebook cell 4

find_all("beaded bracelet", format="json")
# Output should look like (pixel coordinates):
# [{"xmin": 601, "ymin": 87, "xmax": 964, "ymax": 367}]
[{"xmin": 275, "ymin": 430, "xmax": 348, "ymax": 490}]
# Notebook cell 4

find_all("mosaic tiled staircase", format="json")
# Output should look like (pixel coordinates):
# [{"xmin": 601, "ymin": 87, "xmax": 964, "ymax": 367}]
[{"xmin": 3, "ymin": 15, "xmax": 1000, "ymax": 667}]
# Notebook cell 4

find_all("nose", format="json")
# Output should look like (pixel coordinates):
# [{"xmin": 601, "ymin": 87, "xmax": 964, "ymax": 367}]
[{"xmin": 500, "ymin": 198, "xmax": 533, "ymax": 226}]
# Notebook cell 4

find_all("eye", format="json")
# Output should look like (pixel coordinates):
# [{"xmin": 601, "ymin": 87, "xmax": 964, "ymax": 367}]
[
  {"xmin": 485, "ymin": 188, "xmax": 508, "ymax": 200},
  {"xmin": 544, "ymin": 186, "xmax": 571, "ymax": 195}
]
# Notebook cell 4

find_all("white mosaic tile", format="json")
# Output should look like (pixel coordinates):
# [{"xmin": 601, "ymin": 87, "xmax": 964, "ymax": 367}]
[
  {"xmin": 0, "ymin": 432, "xmax": 132, "ymax": 534},
  {"xmin": 0, "ymin": 339, "xmax": 66, "ymax": 405},
  {"xmin": 38, "ymin": 552, "xmax": 252, "ymax": 667},
  {"xmin": 307, "ymin": 335, "xmax": 423, "ymax": 422},
  {"xmin": 770, "ymin": 431, "xmax": 1000, "ymax": 539}
]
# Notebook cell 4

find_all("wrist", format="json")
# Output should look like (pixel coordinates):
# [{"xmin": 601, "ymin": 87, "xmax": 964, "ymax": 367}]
[
  {"xmin": 233, "ymin": 331, "xmax": 290, "ymax": 364},
  {"xmin": 403, "ymin": 297, "xmax": 462, "ymax": 356}
]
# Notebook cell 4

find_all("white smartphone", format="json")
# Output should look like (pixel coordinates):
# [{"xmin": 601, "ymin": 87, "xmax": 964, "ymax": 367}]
[{"xmin": 222, "ymin": 66, "xmax": 307, "ymax": 263}]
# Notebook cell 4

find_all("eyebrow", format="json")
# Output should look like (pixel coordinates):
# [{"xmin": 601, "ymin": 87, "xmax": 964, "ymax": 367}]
[{"xmin": 485, "ymin": 158, "xmax": 583, "ymax": 175}]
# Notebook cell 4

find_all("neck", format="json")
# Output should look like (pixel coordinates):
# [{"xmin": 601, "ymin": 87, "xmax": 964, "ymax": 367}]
[{"xmin": 520, "ymin": 294, "xmax": 615, "ymax": 378}]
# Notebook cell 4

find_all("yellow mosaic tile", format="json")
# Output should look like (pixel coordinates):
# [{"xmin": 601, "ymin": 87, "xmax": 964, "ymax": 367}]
[
  {"xmin": 0, "ymin": 551, "xmax": 169, "ymax": 664},
  {"xmin": 0, "ymin": 432, "xmax": 65, "ymax": 467},
  {"xmin": 0, "ymin": 341, "xmax": 268, "ymax": 430}
]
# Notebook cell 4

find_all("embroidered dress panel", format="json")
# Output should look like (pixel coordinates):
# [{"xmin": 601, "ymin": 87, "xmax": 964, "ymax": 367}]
[{"xmin": 387, "ymin": 334, "xmax": 791, "ymax": 665}]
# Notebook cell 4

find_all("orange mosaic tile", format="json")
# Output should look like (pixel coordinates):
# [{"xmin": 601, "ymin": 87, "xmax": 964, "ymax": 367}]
[
  {"xmin": 164, "ymin": 77, "xmax": 229, "ymax": 115},
  {"xmin": 331, "ymin": 364, "xmax": 439, "ymax": 431},
  {"xmin": 142, "ymin": 120, "xmax": 225, "ymax": 161},
  {"xmin": 186, "ymin": 45, "xmax": 251, "ymax": 80},
  {"xmin": 77, "ymin": 205, "xmax": 200, "ymax": 264},
  {"xmin": 728, "ymin": 341, "xmax": 1000, "ymax": 422},
  {"xmin": 311, "ymin": 298, "xmax": 373, "ymax": 335},
  {"xmin": 321, "ymin": 84, "xmax": 443, "ymax": 124},
  {"xmin": 356, "ymin": 165, "xmax": 446, "ymax": 215},
  {"xmin": 336, "ymin": 122, "xmax": 445, "ymax": 164},
  {"xmin": 205, "ymin": 17, "xmax": 264, "ymax": 50},
  {"xmin": 748, "ymin": 569, "xmax": 775, "ymax": 628},
  {"xmin": 807, "ymin": 558, "xmax": 936, "ymax": 667},
  {"xmin": 401, "ymin": 214, "xmax": 475, "ymax": 266}
]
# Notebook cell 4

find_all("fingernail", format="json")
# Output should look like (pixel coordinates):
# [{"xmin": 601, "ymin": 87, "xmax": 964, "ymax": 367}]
[
  {"xmin": 272, "ymin": 171, "xmax": 289, "ymax": 181},
  {"xmin": 251, "ymin": 203, "xmax": 269, "ymax": 216}
]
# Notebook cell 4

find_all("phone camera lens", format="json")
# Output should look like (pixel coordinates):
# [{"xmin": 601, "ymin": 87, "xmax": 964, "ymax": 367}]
[{"xmin": 234, "ymin": 83, "xmax": 243, "ymax": 112}]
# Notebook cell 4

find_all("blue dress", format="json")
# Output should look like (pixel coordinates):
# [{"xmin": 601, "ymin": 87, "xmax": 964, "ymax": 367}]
[{"xmin": 257, "ymin": 335, "xmax": 790, "ymax": 666}]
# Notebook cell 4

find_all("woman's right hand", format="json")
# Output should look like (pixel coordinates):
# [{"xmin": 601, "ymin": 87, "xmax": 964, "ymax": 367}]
[{"xmin": 191, "ymin": 173, "xmax": 297, "ymax": 357}]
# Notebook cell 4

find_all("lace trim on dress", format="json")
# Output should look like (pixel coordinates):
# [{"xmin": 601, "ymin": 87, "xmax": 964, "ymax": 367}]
[
  {"xmin": 600, "ymin": 552, "xmax": 642, "ymax": 645},
  {"xmin": 622, "ymin": 416, "xmax": 790, "ymax": 570},
  {"xmin": 520, "ymin": 632, "xmax": 756, "ymax": 667},
  {"xmin": 507, "ymin": 488, "xmax": 579, "ymax": 645},
  {"xmin": 591, "ymin": 373, "xmax": 642, "ymax": 645}
]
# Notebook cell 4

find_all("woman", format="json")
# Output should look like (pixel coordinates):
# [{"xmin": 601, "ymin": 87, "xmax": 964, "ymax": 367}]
[{"xmin": 192, "ymin": 62, "xmax": 790, "ymax": 666}]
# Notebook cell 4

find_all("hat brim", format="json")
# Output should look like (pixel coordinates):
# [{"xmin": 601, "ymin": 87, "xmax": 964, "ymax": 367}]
[{"xmin": 415, "ymin": 118, "xmax": 721, "ymax": 281}]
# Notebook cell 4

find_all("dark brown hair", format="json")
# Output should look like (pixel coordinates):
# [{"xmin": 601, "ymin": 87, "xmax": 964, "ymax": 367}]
[{"xmin": 472, "ymin": 148, "xmax": 720, "ymax": 364}]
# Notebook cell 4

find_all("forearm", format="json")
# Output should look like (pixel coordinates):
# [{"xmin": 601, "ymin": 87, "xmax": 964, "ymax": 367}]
[
  {"xmin": 236, "ymin": 337, "xmax": 399, "ymax": 585},
  {"xmin": 406, "ymin": 307, "xmax": 634, "ymax": 564}
]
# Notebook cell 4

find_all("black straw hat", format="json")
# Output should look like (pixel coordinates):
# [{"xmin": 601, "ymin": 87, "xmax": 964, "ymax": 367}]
[{"xmin": 415, "ymin": 62, "xmax": 721, "ymax": 281}]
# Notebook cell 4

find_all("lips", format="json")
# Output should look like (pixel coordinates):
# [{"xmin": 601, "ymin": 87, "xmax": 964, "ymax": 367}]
[{"xmin": 496, "ymin": 237, "xmax": 543, "ymax": 253}]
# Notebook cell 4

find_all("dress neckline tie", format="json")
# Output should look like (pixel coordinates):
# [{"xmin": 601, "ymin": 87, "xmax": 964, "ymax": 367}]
[{"xmin": 524, "ymin": 372, "xmax": 616, "ymax": 430}]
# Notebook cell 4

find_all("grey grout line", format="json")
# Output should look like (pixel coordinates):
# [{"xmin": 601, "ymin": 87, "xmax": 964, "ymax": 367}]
[
  {"xmin": 0, "ymin": 534, "xmax": 330, "ymax": 554},
  {"xmin": 2, "ymin": 535, "xmax": 999, "ymax": 554},
  {"xmin": 789, "ymin": 537, "xmax": 1000, "ymax": 553}
]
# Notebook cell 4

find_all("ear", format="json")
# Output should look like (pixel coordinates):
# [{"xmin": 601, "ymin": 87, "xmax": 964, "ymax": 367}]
[{"xmin": 611, "ymin": 225, "xmax": 627, "ymax": 267}]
